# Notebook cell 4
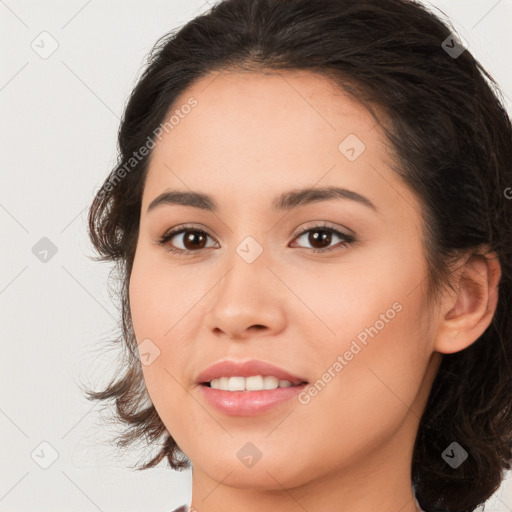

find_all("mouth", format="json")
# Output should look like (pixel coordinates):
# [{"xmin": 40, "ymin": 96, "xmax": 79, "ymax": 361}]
[{"xmin": 196, "ymin": 360, "xmax": 309, "ymax": 416}]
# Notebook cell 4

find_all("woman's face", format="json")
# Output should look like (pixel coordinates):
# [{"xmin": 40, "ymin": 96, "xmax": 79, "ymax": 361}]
[{"xmin": 129, "ymin": 69, "xmax": 442, "ymax": 492}]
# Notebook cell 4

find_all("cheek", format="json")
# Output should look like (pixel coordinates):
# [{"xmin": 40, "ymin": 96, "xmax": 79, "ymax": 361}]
[
  {"xmin": 128, "ymin": 249, "xmax": 203, "ymax": 428},
  {"xmin": 128, "ymin": 247, "xmax": 186, "ymax": 339},
  {"xmin": 300, "ymin": 279, "xmax": 431, "ymax": 449},
  {"xmin": 291, "ymin": 244, "xmax": 431, "ymax": 437},
  {"xmin": 289, "ymin": 249, "xmax": 425, "ymax": 367}
]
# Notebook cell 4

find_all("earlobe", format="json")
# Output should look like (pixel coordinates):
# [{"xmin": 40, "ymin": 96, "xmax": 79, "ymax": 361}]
[{"xmin": 433, "ymin": 250, "xmax": 501, "ymax": 354}]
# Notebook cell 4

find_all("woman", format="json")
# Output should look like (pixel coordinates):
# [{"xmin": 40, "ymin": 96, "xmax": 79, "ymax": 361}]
[{"xmin": 85, "ymin": 0, "xmax": 512, "ymax": 511}]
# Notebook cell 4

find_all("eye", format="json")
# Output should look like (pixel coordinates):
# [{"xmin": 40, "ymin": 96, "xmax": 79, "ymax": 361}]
[
  {"xmin": 157, "ymin": 222, "xmax": 356, "ymax": 256},
  {"xmin": 157, "ymin": 224, "xmax": 218, "ymax": 255},
  {"xmin": 290, "ymin": 223, "xmax": 356, "ymax": 253}
]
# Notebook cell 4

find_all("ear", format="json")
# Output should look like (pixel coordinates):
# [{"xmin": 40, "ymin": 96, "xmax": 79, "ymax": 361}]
[{"xmin": 433, "ymin": 250, "xmax": 501, "ymax": 354}]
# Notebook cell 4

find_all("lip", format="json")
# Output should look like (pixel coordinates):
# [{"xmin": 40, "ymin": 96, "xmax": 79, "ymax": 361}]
[{"xmin": 196, "ymin": 359, "xmax": 308, "ymax": 417}]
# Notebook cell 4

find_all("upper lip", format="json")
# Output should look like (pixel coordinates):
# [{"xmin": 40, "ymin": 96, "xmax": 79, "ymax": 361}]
[{"xmin": 196, "ymin": 359, "xmax": 308, "ymax": 385}]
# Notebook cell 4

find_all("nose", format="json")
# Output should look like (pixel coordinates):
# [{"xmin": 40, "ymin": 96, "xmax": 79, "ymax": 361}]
[{"xmin": 203, "ymin": 250, "xmax": 287, "ymax": 341}]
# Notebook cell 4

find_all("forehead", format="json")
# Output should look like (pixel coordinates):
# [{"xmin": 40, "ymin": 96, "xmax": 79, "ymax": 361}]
[
  {"xmin": 156, "ymin": 68, "xmax": 382, "ymax": 155},
  {"xmin": 142, "ymin": 69, "xmax": 410, "ymax": 217}
]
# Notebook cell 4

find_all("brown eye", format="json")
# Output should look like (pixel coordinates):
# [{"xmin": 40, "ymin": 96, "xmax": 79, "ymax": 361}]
[
  {"xmin": 306, "ymin": 229, "xmax": 333, "ymax": 250},
  {"xmin": 291, "ymin": 225, "xmax": 355, "ymax": 253},
  {"xmin": 158, "ymin": 223, "xmax": 355, "ymax": 256},
  {"xmin": 158, "ymin": 227, "xmax": 217, "ymax": 255},
  {"xmin": 181, "ymin": 230, "xmax": 208, "ymax": 250}
]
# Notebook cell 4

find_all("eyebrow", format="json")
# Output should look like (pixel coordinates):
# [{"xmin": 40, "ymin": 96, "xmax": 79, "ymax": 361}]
[{"xmin": 147, "ymin": 186, "xmax": 377, "ymax": 213}]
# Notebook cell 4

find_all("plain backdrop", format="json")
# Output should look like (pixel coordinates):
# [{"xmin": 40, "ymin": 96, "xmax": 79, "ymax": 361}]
[{"xmin": 1, "ymin": 1, "xmax": 511, "ymax": 511}]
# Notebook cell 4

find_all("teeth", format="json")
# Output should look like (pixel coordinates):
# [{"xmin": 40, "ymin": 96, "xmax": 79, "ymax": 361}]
[
  {"xmin": 263, "ymin": 376, "xmax": 279, "ymax": 390},
  {"xmin": 209, "ymin": 375, "xmax": 296, "ymax": 391},
  {"xmin": 228, "ymin": 376, "xmax": 245, "ymax": 391},
  {"xmin": 246, "ymin": 375, "xmax": 263, "ymax": 390}
]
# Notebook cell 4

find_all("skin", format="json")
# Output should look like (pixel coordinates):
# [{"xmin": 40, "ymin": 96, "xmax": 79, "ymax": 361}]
[{"xmin": 128, "ymin": 69, "xmax": 501, "ymax": 512}]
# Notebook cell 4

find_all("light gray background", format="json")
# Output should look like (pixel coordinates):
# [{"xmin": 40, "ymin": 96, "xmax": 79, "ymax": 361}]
[{"xmin": 1, "ymin": 1, "xmax": 511, "ymax": 511}]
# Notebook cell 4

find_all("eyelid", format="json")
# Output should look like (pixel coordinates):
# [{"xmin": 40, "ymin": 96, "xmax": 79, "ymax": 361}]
[
  {"xmin": 160, "ymin": 223, "xmax": 214, "ymax": 240},
  {"xmin": 289, "ymin": 220, "xmax": 354, "ymax": 239}
]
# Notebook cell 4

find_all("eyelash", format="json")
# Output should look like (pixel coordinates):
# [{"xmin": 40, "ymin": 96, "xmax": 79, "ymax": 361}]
[{"xmin": 157, "ymin": 223, "xmax": 356, "ymax": 256}]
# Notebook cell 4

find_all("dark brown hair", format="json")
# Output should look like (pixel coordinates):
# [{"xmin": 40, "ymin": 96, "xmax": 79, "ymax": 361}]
[{"xmin": 84, "ymin": 1, "xmax": 512, "ymax": 510}]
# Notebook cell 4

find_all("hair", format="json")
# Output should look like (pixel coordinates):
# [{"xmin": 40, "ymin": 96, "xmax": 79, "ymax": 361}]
[{"xmin": 84, "ymin": 0, "xmax": 512, "ymax": 510}]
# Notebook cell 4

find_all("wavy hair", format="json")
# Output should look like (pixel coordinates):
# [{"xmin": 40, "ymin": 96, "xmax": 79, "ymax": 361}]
[{"xmin": 84, "ymin": 1, "xmax": 512, "ymax": 510}]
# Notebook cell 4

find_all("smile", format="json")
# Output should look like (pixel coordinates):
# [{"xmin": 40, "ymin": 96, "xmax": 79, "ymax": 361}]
[
  {"xmin": 196, "ymin": 359, "xmax": 309, "ymax": 416},
  {"xmin": 206, "ymin": 375, "xmax": 296, "ymax": 391}
]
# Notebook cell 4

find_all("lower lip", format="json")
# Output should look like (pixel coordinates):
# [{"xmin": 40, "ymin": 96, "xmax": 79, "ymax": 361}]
[{"xmin": 199, "ymin": 384, "xmax": 307, "ymax": 416}]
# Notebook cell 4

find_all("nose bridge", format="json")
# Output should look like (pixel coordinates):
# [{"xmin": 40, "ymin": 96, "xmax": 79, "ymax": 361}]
[
  {"xmin": 216, "ymin": 238, "xmax": 271, "ymax": 309},
  {"xmin": 218, "ymin": 216, "xmax": 271, "ymax": 291},
  {"xmin": 204, "ymin": 236, "xmax": 286, "ymax": 338}
]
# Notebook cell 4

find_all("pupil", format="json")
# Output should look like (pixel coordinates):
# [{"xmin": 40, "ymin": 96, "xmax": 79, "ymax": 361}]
[
  {"xmin": 310, "ymin": 230, "xmax": 331, "ymax": 249},
  {"xmin": 185, "ymin": 231, "xmax": 205, "ymax": 250}
]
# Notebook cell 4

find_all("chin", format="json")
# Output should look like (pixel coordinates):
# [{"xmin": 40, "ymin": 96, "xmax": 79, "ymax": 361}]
[{"xmin": 196, "ymin": 455, "xmax": 310, "ymax": 491}]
